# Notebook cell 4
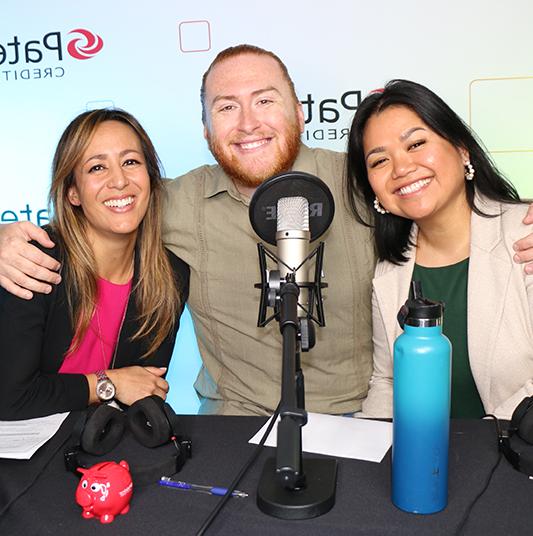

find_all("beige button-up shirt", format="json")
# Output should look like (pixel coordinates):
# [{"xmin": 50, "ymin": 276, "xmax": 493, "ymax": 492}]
[{"xmin": 163, "ymin": 145, "xmax": 375, "ymax": 415}]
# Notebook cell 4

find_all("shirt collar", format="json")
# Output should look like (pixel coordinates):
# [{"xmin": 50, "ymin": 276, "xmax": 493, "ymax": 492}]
[{"xmin": 203, "ymin": 164, "xmax": 239, "ymax": 199}]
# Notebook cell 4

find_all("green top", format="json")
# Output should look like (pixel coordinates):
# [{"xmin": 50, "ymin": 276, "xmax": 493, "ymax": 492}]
[{"xmin": 412, "ymin": 259, "xmax": 485, "ymax": 418}]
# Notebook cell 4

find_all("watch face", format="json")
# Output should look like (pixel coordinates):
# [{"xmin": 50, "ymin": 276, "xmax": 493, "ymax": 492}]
[{"xmin": 96, "ymin": 379, "xmax": 116, "ymax": 401}]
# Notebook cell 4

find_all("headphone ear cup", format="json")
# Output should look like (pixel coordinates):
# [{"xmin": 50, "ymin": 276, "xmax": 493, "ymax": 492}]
[
  {"xmin": 128, "ymin": 395, "xmax": 172, "ymax": 448},
  {"xmin": 514, "ymin": 397, "xmax": 533, "ymax": 444},
  {"xmin": 80, "ymin": 404, "xmax": 126, "ymax": 455},
  {"xmin": 162, "ymin": 401, "xmax": 180, "ymax": 434},
  {"xmin": 511, "ymin": 397, "xmax": 533, "ymax": 428}
]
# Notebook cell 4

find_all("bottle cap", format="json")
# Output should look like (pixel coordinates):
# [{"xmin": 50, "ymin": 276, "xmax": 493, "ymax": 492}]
[{"xmin": 397, "ymin": 281, "xmax": 444, "ymax": 328}]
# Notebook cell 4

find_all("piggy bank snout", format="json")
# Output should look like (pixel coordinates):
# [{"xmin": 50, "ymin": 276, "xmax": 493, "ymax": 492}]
[{"xmin": 76, "ymin": 490, "xmax": 93, "ymax": 507}]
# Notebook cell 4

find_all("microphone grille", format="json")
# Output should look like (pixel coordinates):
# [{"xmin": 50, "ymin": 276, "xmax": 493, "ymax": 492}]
[{"xmin": 277, "ymin": 197, "xmax": 309, "ymax": 232}]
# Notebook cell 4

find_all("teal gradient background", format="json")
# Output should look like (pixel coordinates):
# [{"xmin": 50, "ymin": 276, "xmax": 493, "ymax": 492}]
[{"xmin": 2, "ymin": 1, "xmax": 532, "ymax": 413}]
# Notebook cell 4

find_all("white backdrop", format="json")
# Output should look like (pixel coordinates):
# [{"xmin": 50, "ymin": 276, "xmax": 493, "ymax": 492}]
[{"xmin": 2, "ymin": 1, "xmax": 532, "ymax": 413}]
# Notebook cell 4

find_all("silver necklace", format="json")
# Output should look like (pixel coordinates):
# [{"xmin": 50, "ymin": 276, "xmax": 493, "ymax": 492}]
[{"xmin": 95, "ymin": 304, "xmax": 127, "ymax": 370}]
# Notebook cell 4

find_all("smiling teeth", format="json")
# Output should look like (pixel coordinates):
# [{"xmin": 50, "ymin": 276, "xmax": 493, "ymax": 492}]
[
  {"xmin": 104, "ymin": 196, "xmax": 133, "ymax": 208},
  {"xmin": 239, "ymin": 140, "xmax": 268, "ymax": 150},
  {"xmin": 398, "ymin": 179, "xmax": 431, "ymax": 196}
]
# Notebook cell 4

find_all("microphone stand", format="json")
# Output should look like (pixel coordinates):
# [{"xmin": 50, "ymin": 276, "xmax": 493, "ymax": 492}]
[{"xmin": 255, "ymin": 244, "xmax": 337, "ymax": 519}]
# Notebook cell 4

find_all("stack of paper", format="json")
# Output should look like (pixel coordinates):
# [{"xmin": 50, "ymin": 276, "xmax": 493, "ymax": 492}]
[{"xmin": 0, "ymin": 413, "xmax": 69, "ymax": 459}]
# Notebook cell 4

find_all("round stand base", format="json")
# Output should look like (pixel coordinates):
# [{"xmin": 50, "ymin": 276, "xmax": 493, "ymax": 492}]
[{"xmin": 257, "ymin": 457, "xmax": 337, "ymax": 519}]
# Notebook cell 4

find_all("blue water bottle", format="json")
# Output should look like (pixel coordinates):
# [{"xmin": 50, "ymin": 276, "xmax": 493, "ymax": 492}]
[{"xmin": 392, "ymin": 281, "xmax": 451, "ymax": 514}]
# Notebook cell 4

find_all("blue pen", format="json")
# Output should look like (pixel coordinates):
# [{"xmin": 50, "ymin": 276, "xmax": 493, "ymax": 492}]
[{"xmin": 158, "ymin": 476, "xmax": 248, "ymax": 498}]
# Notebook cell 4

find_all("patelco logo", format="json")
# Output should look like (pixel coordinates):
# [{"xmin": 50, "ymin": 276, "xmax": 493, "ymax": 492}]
[
  {"xmin": 0, "ymin": 27, "xmax": 104, "ymax": 82},
  {"xmin": 301, "ymin": 90, "xmax": 361, "ymax": 143},
  {"xmin": 67, "ymin": 29, "xmax": 104, "ymax": 60}
]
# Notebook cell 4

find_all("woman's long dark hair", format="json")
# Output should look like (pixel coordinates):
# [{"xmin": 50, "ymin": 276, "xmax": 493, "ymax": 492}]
[{"xmin": 345, "ymin": 79, "xmax": 521, "ymax": 264}]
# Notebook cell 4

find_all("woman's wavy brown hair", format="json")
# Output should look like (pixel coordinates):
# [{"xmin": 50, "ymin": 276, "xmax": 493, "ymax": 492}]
[{"xmin": 49, "ymin": 108, "xmax": 180, "ymax": 357}]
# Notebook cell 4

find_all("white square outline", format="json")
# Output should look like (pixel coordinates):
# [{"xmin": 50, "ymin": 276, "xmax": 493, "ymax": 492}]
[{"xmin": 178, "ymin": 20, "xmax": 211, "ymax": 53}]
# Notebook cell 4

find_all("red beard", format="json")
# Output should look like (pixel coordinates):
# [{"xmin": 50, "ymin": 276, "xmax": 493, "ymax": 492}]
[{"xmin": 206, "ymin": 121, "xmax": 302, "ymax": 189}]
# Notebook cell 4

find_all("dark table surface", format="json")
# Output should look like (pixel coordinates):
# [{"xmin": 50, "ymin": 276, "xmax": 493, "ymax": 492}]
[{"xmin": 1, "ymin": 414, "xmax": 532, "ymax": 535}]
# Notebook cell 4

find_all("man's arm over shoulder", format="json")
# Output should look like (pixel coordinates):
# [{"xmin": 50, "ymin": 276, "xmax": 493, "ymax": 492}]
[
  {"xmin": 511, "ymin": 199, "xmax": 533, "ymax": 273},
  {"xmin": 0, "ymin": 221, "xmax": 61, "ymax": 299},
  {"xmin": 161, "ymin": 165, "xmax": 216, "ymax": 264},
  {"xmin": 165, "ymin": 248, "xmax": 190, "ymax": 308}
]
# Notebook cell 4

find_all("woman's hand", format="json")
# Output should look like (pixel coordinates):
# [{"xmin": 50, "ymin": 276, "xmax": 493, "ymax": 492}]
[{"xmin": 106, "ymin": 366, "xmax": 169, "ymax": 406}]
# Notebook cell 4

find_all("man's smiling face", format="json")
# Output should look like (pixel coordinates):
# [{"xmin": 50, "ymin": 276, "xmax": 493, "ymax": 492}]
[{"xmin": 203, "ymin": 52, "xmax": 304, "ymax": 190}]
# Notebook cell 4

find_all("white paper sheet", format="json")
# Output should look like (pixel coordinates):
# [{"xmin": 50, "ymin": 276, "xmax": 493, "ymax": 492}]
[
  {"xmin": 0, "ymin": 412, "xmax": 70, "ymax": 459},
  {"xmin": 249, "ymin": 412, "xmax": 392, "ymax": 462}
]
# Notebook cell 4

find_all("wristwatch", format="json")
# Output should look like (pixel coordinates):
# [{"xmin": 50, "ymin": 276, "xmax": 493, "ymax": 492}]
[{"xmin": 95, "ymin": 370, "xmax": 116, "ymax": 402}]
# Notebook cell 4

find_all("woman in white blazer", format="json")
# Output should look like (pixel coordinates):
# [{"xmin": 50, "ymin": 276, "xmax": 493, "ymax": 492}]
[{"xmin": 345, "ymin": 80, "xmax": 532, "ymax": 420}]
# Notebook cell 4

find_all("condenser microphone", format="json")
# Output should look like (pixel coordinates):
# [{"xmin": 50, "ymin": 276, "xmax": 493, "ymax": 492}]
[
  {"xmin": 276, "ymin": 196, "xmax": 311, "ymax": 315},
  {"xmin": 249, "ymin": 171, "xmax": 334, "ymax": 245},
  {"xmin": 249, "ymin": 171, "xmax": 335, "ymax": 325}
]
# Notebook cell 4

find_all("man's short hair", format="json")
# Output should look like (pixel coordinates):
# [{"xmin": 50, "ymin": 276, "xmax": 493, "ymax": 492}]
[{"xmin": 200, "ymin": 44, "xmax": 299, "ymax": 124}]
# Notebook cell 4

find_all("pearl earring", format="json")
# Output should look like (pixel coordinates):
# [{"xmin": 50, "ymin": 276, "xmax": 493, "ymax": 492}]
[
  {"xmin": 465, "ymin": 161, "xmax": 475, "ymax": 181},
  {"xmin": 373, "ymin": 197, "xmax": 389, "ymax": 215}
]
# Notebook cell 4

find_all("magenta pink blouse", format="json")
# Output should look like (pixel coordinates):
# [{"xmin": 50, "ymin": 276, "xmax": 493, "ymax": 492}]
[{"xmin": 58, "ymin": 277, "xmax": 132, "ymax": 374}]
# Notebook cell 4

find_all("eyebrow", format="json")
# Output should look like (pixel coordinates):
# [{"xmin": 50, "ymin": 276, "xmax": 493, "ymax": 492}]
[
  {"xmin": 365, "ymin": 126, "xmax": 427, "ymax": 161},
  {"xmin": 211, "ymin": 86, "xmax": 281, "ymax": 107},
  {"xmin": 82, "ymin": 149, "xmax": 143, "ymax": 166},
  {"xmin": 400, "ymin": 126, "xmax": 426, "ymax": 141}
]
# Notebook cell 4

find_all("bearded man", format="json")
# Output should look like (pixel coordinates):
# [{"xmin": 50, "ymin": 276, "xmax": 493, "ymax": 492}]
[{"xmin": 162, "ymin": 44, "xmax": 375, "ymax": 415}]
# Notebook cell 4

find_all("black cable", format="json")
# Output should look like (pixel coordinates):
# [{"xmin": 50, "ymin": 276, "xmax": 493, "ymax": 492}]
[
  {"xmin": 455, "ymin": 414, "xmax": 502, "ymax": 535},
  {"xmin": 195, "ymin": 402, "xmax": 281, "ymax": 536}
]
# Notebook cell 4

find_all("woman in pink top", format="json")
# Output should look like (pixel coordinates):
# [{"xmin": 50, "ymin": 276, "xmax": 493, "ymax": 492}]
[{"xmin": 0, "ymin": 109, "xmax": 189, "ymax": 419}]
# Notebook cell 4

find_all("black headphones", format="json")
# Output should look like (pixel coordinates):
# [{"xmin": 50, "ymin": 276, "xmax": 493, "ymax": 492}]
[
  {"xmin": 498, "ymin": 396, "xmax": 533, "ymax": 477},
  {"xmin": 64, "ymin": 395, "xmax": 192, "ymax": 486}
]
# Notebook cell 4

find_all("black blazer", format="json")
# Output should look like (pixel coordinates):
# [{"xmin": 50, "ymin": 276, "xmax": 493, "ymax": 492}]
[{"xmin": 0, "ymin": 237, "xmax": 189, "ymax": 420}]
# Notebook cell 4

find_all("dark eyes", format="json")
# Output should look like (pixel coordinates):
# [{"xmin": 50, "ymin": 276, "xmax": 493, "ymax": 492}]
[
  {"xmin": 408, "ymin": 140, "xmax": 425, "ymax": 150},
  {"xmin": 368, "ymin": 157, "xmax": 387, "ymax": 169},
  {"xmin": 88, "ymin": 164, "xmax": 105, "ymax": 173},
  {"xmin": 218, "ymin": 98, "xmax": 272, "ymax": 113},
  {"xmin": 88, "ymin": 159, "xmax": 140, "ymax": 173},
  {"xmin": 368, "ymin": 139, "xmax": 426, "ymax": 169}
]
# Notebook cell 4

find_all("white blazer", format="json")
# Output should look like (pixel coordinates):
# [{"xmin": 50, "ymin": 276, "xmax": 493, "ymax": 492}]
[{"xmin": 363, "ymin": 196, "xmax": 533, "ymax": 420}]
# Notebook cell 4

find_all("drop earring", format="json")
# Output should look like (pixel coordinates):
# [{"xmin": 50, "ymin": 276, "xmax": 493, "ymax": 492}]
[
  {"xmin": 465, "ymin": 161, "xmax": 475, "ymax": 181},
  {"xmin": 373, "ymin": 197, "xmax": 389, "ymax": 215}
]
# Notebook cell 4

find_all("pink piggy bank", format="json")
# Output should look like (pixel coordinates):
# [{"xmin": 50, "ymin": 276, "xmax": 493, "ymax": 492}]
[{"xmin": 76, "ymin": 460, "xmax": 133, "ymax": 524}]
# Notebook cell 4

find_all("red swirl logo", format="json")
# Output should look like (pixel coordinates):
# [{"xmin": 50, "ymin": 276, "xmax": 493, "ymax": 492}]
[{"xmin": 67, "ymin": 29, "xmax": 104, "ymax": 60}]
